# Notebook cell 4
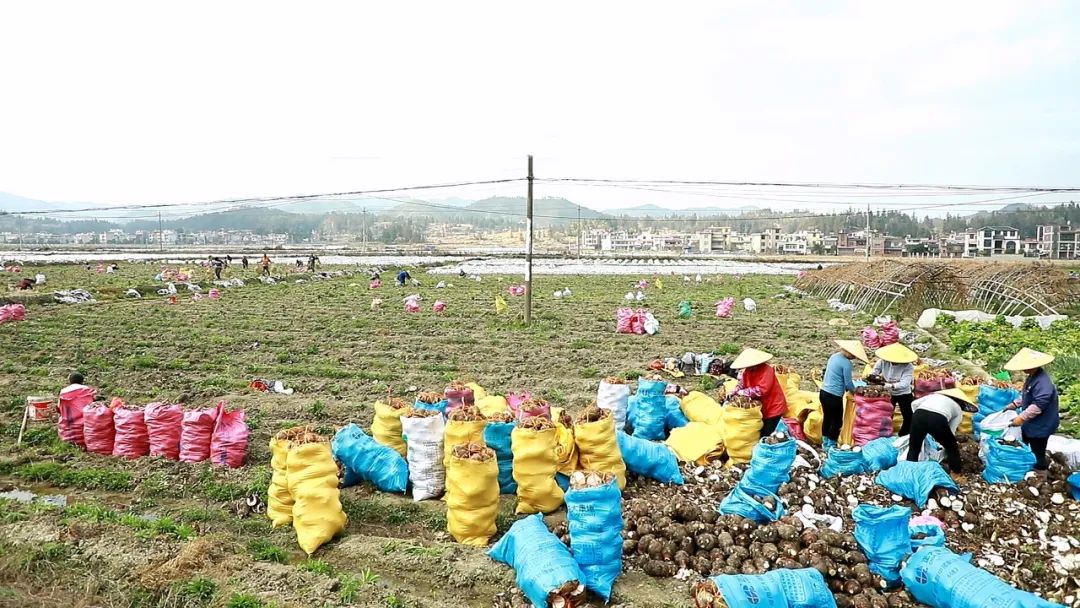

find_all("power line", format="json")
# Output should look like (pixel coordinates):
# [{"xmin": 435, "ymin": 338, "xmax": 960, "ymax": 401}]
[{"xmin": 539, "ymin": 177, "xmax": 1080, "ymax": 193}]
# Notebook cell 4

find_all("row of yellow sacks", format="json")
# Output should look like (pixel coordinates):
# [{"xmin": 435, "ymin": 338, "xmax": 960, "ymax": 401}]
[{"xmin": 266, "ymin": 434, "xmax": 348, "ymax": 555}]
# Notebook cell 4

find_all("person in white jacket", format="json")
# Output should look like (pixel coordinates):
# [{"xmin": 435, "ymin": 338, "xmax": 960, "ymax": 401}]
[{"xmin": 906, "ymin": 388, "xmax": 975, "ymax": 474}]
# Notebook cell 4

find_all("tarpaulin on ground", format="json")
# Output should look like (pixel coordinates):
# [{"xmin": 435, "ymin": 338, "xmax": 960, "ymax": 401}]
[{"xmin": 618, "ymin": 431, "xmax": 684, "ymax": 484}]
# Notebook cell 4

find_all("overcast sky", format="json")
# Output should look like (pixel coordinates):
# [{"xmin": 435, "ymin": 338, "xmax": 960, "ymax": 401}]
[{"xmin": 1, "ymin": 1, "xmax": 1078, "ymax": 213}]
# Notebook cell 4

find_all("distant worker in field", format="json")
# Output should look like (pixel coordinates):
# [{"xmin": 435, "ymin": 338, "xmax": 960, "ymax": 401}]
[
  {"xmin": 872, "ymin": 343, "xmax": 917, "ymax": 436},
  {"xmin": 1004, "ymin": 348, "xmax": 1060, "ymax": 474},
  {"xmin": 226, "ymin": 255, "xmax": 233, "ymax": 266},
  {"xmin": 906, "ymin": 388, "xmax": 972, "ymax": 475},
  {"xmin": 307, "ymin": 254, "xmax": 319, "ymax": 272},
  {"xmin": 261, "ymin": 254, "xmax": 271, "ymax": 276},
  {"xmin": 59, "ymin": 372, "xmax": 96, "ymax": 433},
  {"xmin": 819, "ymin": 339, "xmax": 869, "ymax": 446},
  {"xmin": 210, "ymin": 257, "xmax": 225, "ymax": 280},
  {"xmin": 241, "ymin": 256, "xmax": 249, "ymax": 270},
  {"xmin": 17, "ymin": 277, "xmax": 34, "ymax": 290},
  {"xmin": 729, "ymin": 348, "xmax": 788, "ymax": 436},
  {"xmin": 396, "ymin": 269, "xmax": 411, "ymax": 287}
]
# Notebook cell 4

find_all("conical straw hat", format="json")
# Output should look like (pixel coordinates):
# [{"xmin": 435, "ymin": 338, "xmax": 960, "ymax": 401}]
[
  {"xmin": 1003, "ymin": 348, "xmax": 1055, "ymax": 371},
  {"xmin": 875, "ymin": 343, "xmax": 918, "ymax": 364},
  {"xmin": 937, "ymin": 387, "xmax": 976, "ymax": 405},
  {"xmin": 730, "ymin": 348, "xmax": 774, "ymax": 369},
  {"xmin": 834, "ymin": 340, "xmax": 869, "ymax": 363}
]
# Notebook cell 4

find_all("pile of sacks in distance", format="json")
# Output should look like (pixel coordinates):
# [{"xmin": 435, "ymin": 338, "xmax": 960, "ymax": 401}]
[{"xmin": 56, "ymin": 393, "xmax": 248, "ymax": 467}]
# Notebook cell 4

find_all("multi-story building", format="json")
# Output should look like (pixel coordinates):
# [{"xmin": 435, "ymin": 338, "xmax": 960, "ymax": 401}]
[
  {"xmin": 1036, "ymin": 224, "xmax": 1079, "ymax": 259},
  {"xmin": 963, "ymin": 226, "xmax": 1021, "ymax": 257}
]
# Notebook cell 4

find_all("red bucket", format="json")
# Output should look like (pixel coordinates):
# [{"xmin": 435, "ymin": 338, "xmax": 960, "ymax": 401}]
[{"xmin": 27, "ymin": 396, "xmax": 55, "ymax": 421}]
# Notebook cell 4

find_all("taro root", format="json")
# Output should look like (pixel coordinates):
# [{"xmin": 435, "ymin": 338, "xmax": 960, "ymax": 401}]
[
  {"xmin": 569, "ymin": 470, "xmax": 614, "ymax": 490},
  {"xmin": 623, "ymin": 539, "xmax": 637, "ymax": 554},
  {"xmin": 403, "ymin": 407, "xmax": 440, "ymax": 418},
  {"xmin": 576, "ymin": 404, "xmax": 610, "ymax": 424},
  {"xmin": 385, "ymin": 397, "xmax": 409, "ymax": 409},
  {"xmin": 762, "ymin": 432, "xmax": 789, "ymax": 446},
  {"xmin": 451, "ymin": 441, "xmax": 494, "ymax": 462},
  {"xmin": 727, "ymin": 394, "xmax": 761, "ymax": 409},
  {"xmin": 644, "ymin": 560, "xmax": 676, "ymax": 577},
  {"xmin": 960, "ymin": 376, "xmax": 982, "ymax": 386},
  {"xmin": 695, "ymin": 532, "xmax": 717, "ymax": 551},
  {"xmin": 417, "ymin": 391, "xmax": 443, "ymax": 404},
  {"xmin": 546, "ymin": 580, "xmax": 586, "ymax": 608},
  {"xmin": 998, "ymin": 437, "xmax": 1023, "ymax": 448},
  {"xmin": 856, "ymin": 385, "xmax": 890, "ymax": 398},
  {"xmin": 448, "ymin": 405, "xmax": 484, "ymax": 422},
  {"xmin": 277, "ymin": 425, "xmax": 319, "ymax": 444},
  {"xmin": 692, "ymin": 577, "xmax": 729, "ymax": 608},
  {"xmin": 487, "ymin": 412, "xmax": 515, "ymax": 422},
  {"xmin": 518, "ymin": 415, "xmax": 555, "ymax": 431},
  {"xmin": 603, "ymin": 375, "xmax": 628, "ymax": 385},
  {"xmin": 864, "ymin": 374, "xmax": 886, "ymax": 386}
]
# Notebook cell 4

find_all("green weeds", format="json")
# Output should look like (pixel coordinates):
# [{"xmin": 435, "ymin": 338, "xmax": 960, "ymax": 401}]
[
  {"xmin": 247, "ymin": 539, "xmax": 288, "ymax": 564},
  {"xmin": 12, "ymin": 462, "xmax": 132, "ymax": 491}
]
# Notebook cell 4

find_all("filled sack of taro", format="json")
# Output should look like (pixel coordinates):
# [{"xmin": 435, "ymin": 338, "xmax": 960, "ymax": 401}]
[
  {"xmin": 444, "ymin": 380, "xmax": 476, "ymax": 415},
  {"xmin": 665, "ymin": 394, "xmax": 689, "ymax": 431},
  {"xmin": 909, "ymin": 523, "xmax": 946, "ymax": 551},
  {"xmin": 852, "ymin": 504, "xmax": 911, "ymax": 586},
  {"xmin": 465, "ymin": 382, "xmax": 487, "ymax": 400},
  {"xmin": 83, "ymin": 400, "xmax": 117, "ymax": 456},
  {"xmin": 861, "ymin": 436, "xmax": 899, "ymax": 472},
  {"xmin": 596, "ymin": 376, "xmax": 631, "ymax": 431},
  {"xmin": 476, "ymin": 394, "xmax": 509, "ymax": 417},
  {"xmin": 616, "ymin": 307, "xmax": 635, "ymax": 333},
  {"xmin": 179, "ymin": 404, "xmax": 219, "ymax": 463},
  {"xmin": 144, "ymin": 402, "xmax": 183, "ymax": 459},
  {"xmin": 400, "ymin": 408, "xmax": 446, "ymax": 500},
  {"xmin": 820, "ymin": 445, "xmax": 870, "ymax": 478},
  {"xmin": 287, "ymin": 431, "xmax": 348, "ymax": 555},
  {"xmin": 901, "ymin": 546, "xmax": 1063, "ymax": 608},
  {"xmin": 665, "ymin": 422, "xmax": 725, "ymax": 465},
  {"xmin": 617, "ymin": 431, "xmax": 684, "ymax": 484},
  {"xmin": 488, "ymin": 514, "xmax": 586, "ymax": 608},
  {"xmin": 875, "ymin": 461, "xmax": 957, "ymax": 509},
  {"xmin": 58, "ymin": 385, "xmax": 95, "ymax": 448},
  {"xmin": 982, "ymin": 437, "xmax": 1035, "ymax": 484},
  {"xmin": 719, "ymin": 394, "xmax": 763, "ymax": 464},
  {"xmin": 973, "ymin": 383, "xmax": 1021, "ymax": 435},
  {"xmin": 718, "ymin": 480, "xmax": 784, "ymax": 524},
  {"xmin": 852, "ymin": 388, "xmax": 895, "ymax": 446},
  {"xmin": 332, "ymin": 423, "xmax": 408, "ymax": 493},
  {"xmin": 513, "ymin": 396, "xmax": 551, "ymax": 421},
  {"xmin": 511, "ymin": 416, "xmax": 565, "ymax": 514},
  {"xmin": 680, "ymin": 390, "xmax": 724, "ymax": 426},
  {"xmin": 210, "ymin": 403, "xmax": 249, "ymax": 468},
  {"xmin": 573, "ymin": 405, "xmax": 626, "ymax": 489},
  {"xmin": 446, "ymin": 442, "xmax": 499, "ymax": 546},
  {"xmin": 267, "ymin": 427, "xmax": 302, "ymax": 528},
  {"xmin": 371, "ymin": 397, "xmax": 410, "ymax": 457},
  {"xmin": 483, "ymin": 412, "xmax": 517, "ymax": 493},
  {"xmin": 741, "ymin": 432, "xmax": 796, "ymax": 495},
  {"xmin": 629, "ymin": 376, "xmax": 667, "ymax": 441},
  {"xmin": 112, "ymin": 402, "xmax": 150, "ymax": 459},
  {"xmin": 414, "ymin": 391, "xmax": 449, "ymax": 418},
  {"xmin": 550, "ymin": 407, "xmax": 580, "ymax": 476},
  {"xmin": 565, "ymin": 471, "xmax": 623, "ymax": 601},
  {"xmin": 914, "ymin": 375, "xmax": 955, "ymax": 400},
  {"xmin": 443, "ymin": 406, "xmax": 488, "ymax": 468},
  {"xmin": 691, "ymin": 567, "xmax": 837, "ymax": 608}
]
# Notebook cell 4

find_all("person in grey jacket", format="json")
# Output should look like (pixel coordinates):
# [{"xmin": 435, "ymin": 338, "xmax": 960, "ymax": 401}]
[{"xmin": 872, "ymin": 343, "xmax": 918, "ymax": 436}]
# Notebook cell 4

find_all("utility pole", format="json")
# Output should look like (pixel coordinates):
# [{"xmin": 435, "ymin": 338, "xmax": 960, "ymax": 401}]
[
  {"xmin": 524, "ymin": 155, "xmax": 534, "ymax": 325},
  {"xmin": 865, "ymin": 202, "xmax": 871, "ymax": 260},
  {"xmin": 362, "ymin": 209, "xmax": 367, "ymax": 253},
  {"xmin": 158, "ymin": 212, "xmax": 164, "ymax": 252},
  {"xmin": 577, "ymin": 204, "xmax": 582, "ymax": 257}
]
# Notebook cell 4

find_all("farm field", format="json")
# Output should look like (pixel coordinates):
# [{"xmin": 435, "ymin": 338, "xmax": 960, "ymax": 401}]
[{"xmin": 0, "ymin": 261, "xmax": 1073, "ymax": 608}]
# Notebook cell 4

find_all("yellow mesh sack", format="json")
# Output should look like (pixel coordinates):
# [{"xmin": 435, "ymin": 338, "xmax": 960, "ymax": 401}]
[
  {"xmin": 446, "ymin": 452, "xmax": 499, "ymax": 546},
  {"xmin": 267, "ymin": 436, "xmax": 293, "ymax": 528},
  {"xmin": 511, "ymin": 426, "xmax": 564, "ymax": 514},
  {"xmin": 287, "ymin": 441, "xmax": 347, "ymax": 555},
  {"xmin": 574, "ymin": 415, "xmax": 626, "ymax": 489}
]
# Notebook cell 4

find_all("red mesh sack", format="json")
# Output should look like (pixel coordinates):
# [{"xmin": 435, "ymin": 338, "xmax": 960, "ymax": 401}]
[
  {"xmin": 616, "ymin": 307, "xmax": 634, "ymax": 333},
  {"xmin": 179, "ymin": 405, "xmax": 219, "ymax": 463},
  {"xmin": 83, "ymin": 399, "xmax": 117, "ymax": 455},
  {"xmin": 852, "ymin": 393, "xmax": 895, "ymax": 446},
  {"xmin": 112, "ymin": 404, "xmax": 149, "ymax": 459},
  {"xmin": 210, "ymin": 402, "xmax": 248, "ymax": 468},
  {"xmin": 145, "ymin": 402, "xmax": 183, "ymax": 459},
  {"xmin": 58, "ymin": 386, "xmax": 95, "ymax": 448}
]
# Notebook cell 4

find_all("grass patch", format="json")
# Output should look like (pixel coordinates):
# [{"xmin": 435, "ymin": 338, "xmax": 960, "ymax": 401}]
[
  {"xmin": 13, "ymin": 462, "xmax": 132, "ymax": 491},
  {"xmin": 18, "ymin": 542, "xmax": 69, "ymax": 571},
  {"xmin": 298, "ymin": 559, "xmax": 333, "ymax": 575},
  {"xmin": 173, "ymin": 577, "xmax": 217, "ymax": 606},
  {"xmin": 247, "ymin": 539, "xmax": 288, "ymax": 564},
  {"xmin": 226, "ymin": 593, "xmax": 267, "ymax": 608}
]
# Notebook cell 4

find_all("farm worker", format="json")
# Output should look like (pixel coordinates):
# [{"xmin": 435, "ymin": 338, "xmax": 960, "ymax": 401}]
[
  {"xmin": 906, "ymin": 388, "xmax": 973, "ymax": 475},
  {"xmin": 307, "ymin": 254, "xmax": 319, "ymax": 272},
  {"xmin": 210, "ymin": 257, "xmax": 225, "ymax": 280},
  {"xmin": 396, "ymin": 269, "xmax": 411, "ymax": 287},
  {"xmin": 730, "ymin": 348, "xmax": 788, "ymax": 436},
  {"xmin": 1004, "ymin": 348, "xmax": 1060, "ymax": 473},
  {"xmin": 17, "ymin": 277, "xmax": 34, "ymax": 290},
  {"xmin": 261, "ymin": 254, "xmax": 271, "ymax": 276},
  {"xmin": 820, "ymin": 339, "xmax": 869, "ymax": 444},
  {"xmin": 241, "ymin": 256, "xmax": 249, "ymax": 270},
  {"xmin": 872, "ymin": 343, "xmax": 918, "ymax": 436},
  {"xmin": 60, "ymin": 372, "xmax": 96, "ymax": 417}
]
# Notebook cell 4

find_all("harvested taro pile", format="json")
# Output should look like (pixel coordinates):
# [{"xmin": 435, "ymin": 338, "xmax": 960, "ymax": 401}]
[
  {"xmin": 855, "ymin": 385, "xmax": 890, "ymax": 398},
  {"xmin": 603, "ymin": 434, "xmax": 1080, "ymax": 606},
  {"xmin": 864, "ymin": 374, "xmax": 885, "ymax": 386},
  {"xmin": 402, "ymin": 407, "xmax": 440, "ymax": 418},
  {"xmin": 416, "ymin": 391, "xmax": 444, "ymax": 404},
  {"xmin": 385, "ymin": 397, "xmax": 410, "ymax": 409},
  {"xmin": 569, "ymin": 470, "xmax": 615, "ymax": 489},
  {"xmin": 603, "ymin": 375, "xmax": 628, "ymax": 385},
  {"xmin": 451, "ymin": 441, "xmax": 494, "ymax": 461},
  {"xmin": 448, "ymin": 405, "xmax": 485, "ymax": 422},
  {"xmin": 959, "ymin": 376, "xmax": 982, "ymax": 386},
  {"xmin": 726, "ymin": 394, "xmax": 760, "ymax": 409},
  {"xmin": 576, "ymin": 404, "xmax": 610, "ymax": 424},
  {"xmin": 486, "ymin": 411, "xmax": 515, "ymax": 423},
  {"xmin": 518, "ymin": 415, "xmax": 555, "ymax": 431}
]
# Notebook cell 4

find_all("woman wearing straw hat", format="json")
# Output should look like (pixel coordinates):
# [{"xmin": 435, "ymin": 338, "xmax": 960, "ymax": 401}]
[
  {"xmin": 820, "ymin": 339, "xmax": 869, "ymax": 445},
  {"xmin": 906, "ymin": 387, "xmax": 974, "ymax": 474},
  {"xmin": 872, "ymin": 343, "xmax": 918, "ymax": 436},
  {"xmin": 730, "ymin": 348, "xmax": 788, "ymax": 436},
  {"xmin": 1003, "ymin": 348, "xmax": 1060, "ymax": 473}
]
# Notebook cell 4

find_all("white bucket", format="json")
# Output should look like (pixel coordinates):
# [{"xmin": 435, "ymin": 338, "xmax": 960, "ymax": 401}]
[{"xmin": 26, "ymin": 396, "xmax": 55, "ymax": 421}]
